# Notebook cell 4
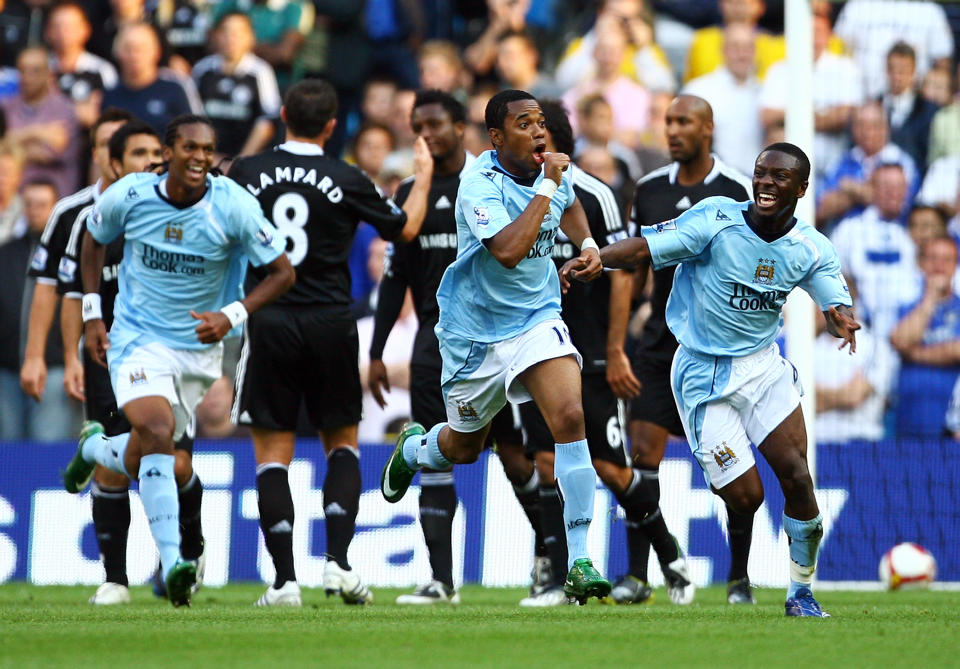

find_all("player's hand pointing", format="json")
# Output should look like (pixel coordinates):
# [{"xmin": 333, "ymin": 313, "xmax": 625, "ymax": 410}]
[
  {"xmin": 368, "ymin": 359, "xmax": 390, "ymax": 409},
  {"xmin": 827, "ymin": 305, "xmax": 860, "ymax": 353},
  {"xmin": 191, "ymin": 310, "xmax": 232, "ymax": 344}
]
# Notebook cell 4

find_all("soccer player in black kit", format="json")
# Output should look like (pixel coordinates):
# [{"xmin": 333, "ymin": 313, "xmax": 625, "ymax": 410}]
[
  {"xmin": 368, "ymin": 89, "xmax": 543, "ymax": 605},
  {"xmin": 59, "ymin": 119, "xmax": 206, "ymax": 605},
  {"xmin": 614, "ymin": 94, "xmax": 756, "ymax": 605},
  {"xmin": 229, "ymin": 79, "xmax": 432, "ymax": 607}
]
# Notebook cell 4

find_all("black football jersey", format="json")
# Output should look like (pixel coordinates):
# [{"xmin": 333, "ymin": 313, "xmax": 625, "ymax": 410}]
[
  {"xmin": 28, "ymin": 184, "xmax": 98, "ymax": 287},
  {"xmin": 55, "ymin": 52, "xmax": 117, "ymax": 103},
  {"xmin": 193, "ymin": 54, "xmax": 280, "ymax": 157},
  {"xmin": 228, "ymin": 142, "xmax": 407, "ymax": 307},
  {"xmin": 549, "ymin": 166, "xmax": 629, "ymax": 374},
  {"xmin": 383, "ymin": 165, "xmax": 465, "ymax": 367},
  {"xmin": 631, "ymin": 157, "xmax": 751, "ymax": 360},
  {"xmin": 57, "ymin": 207, "xmax": 124, "ymax": 329}
]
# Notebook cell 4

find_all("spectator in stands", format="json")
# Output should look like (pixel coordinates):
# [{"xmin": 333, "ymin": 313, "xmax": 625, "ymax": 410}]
[
  {"xmin": 909, "ymin": 205, "xmax": 949, "ymax": 248},
  {"xmin": 916, "ymin": 154, "xmax": 960, "ymax": 219},
  {"xmin": 921, "ymin": 67, "xmax": 952, "ymax": 108},
  {"xmin": 103, "ymin": 23, "xmax": 199, "ymax": 135},
  {"xmin": 814, "ymin": 306, "xmax": 893, "ymax": 443},
  {"xmin": 760, "ymin": 11, "xmax": 862, "ymax": 180},
  {"xmin": 363, "ymin": 0, "xmax": 423, "ymax": 90},
  {"xmin": 0, "ymin": 51, "xmax": 17, "ymax": 102},
  {"xmin": 152, "ymin": 0, "xmax": 213, "ymax": 68},
  {"xmin": 684, "ymin": 0, "xmax": 784, "ymax": 83},
  {"xmin": 1, "ymin": 46, "xmax": 80, "ymax": 198},
  {"xmin": 574, "ymin": 94, "xmax": 641, "ymax": 182},
  {"xmin": 387, "ymin": 88, "xmax": 417, "ymax": 153},
  {"xmin": 556, "ymin": 0, "xmax": 674, "ymax": 94},
  {"xmin": 0, "ymin": 141, "xmax": 24, "ymax": 245},
  {"xmin": 834, "ymin": 0, "xmax": 953, "ymax": 100},
  {"xmin": 361, "ymin": 78, "xmax": 399, "ymax": 128},
  {"xmin": 193, "ymin": 12, "xmax": 281, "ymax": 159},
  {"xmin": 575, "ymin": 143, "xmax": 632, "ymax": 219},
  {"xmin": 418, "ymin": 41, "xmax": 469, "ymax": 101},
  {"xmin": 817, "ymin": 102, "xmax": 919, "ymax": 227},
  {"xmin": 891, "ymin": 236, "xmax": 960, "ymax": 438},
  {"xmin": 45, "ymin": 3, "xmax": 118, "ymax": 130},
  {"xmin": 883, "ymin": 41, "xmax": 939, "ymax": 171},
  {"xmin": 0, "ymin": 0, "xmax": 51, "ymax": 68},
  {"xmin": 495, "ymin": 32, "xmax": 560, "ymax": 100},
  {"xmin": 463, "ymin": 0, "xmax": 530, "ymax": 78},
  {"xmin": 562, "ymin": 17, "xmax": 651, "ymax": 150},
  {"xmin": 928, "ymin": 62, "xmax": 960, "ymax": 164},
  {"xmin": 682, "ymin": 22, "xmax": 762, "ymax": 175},
  {"xmin": 352, "ymin": 122, "xmax": 395, "ymax": 192},
  {"xmin": 213, "ymin": 0, "xmax": 309, "ymax": 92},
  {"xmin": 831, "ymin": 164, "xmax": 918, "ymax": 339},
  {"xmin": 0, "ymin": 179, "xmax": 82, "ymax": 441}
]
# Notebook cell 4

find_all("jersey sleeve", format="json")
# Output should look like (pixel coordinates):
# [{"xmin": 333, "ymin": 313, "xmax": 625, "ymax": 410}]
[
  {"xmin": 639, "ymin": 197, "xmax": 727, "ymax": 269},
  {"xmin": 800, "ymin": 239, "xmax": 854, "ymax": 310},
  {"xmin": 56, "ymin": 210, "xmax": 91, "ymax": 297},
  {"xmin": 28, "ymin": 206, "xmax": 72, "ymax": 284},
  {"xmin": 228, "ymin": 183, "xmax": 286, "ymax": 267},
  {"xmin": 457, "ymin": 171, "xmax": 514, "ymax": 241},
  {"xmin": 342, "ymin": 168, "xmax": 407, "ymax": 240},
  {"xmin": 88, "ymin": 179, "xmax": 131, "ymax": 245}
]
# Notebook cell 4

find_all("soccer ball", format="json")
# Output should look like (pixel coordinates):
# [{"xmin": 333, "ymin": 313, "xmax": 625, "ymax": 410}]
[{"xmin": 878, "ymin": 543, "xmax": 937, "ymax": 590}]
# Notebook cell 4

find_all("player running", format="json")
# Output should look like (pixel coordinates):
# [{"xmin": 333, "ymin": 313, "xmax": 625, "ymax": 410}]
[
  {"xmin": 564, "ymin": 143, "xmax": 858, "ymax": 617},
  {"xmin": 228, "ymin": 79, "xmax": 429, "ymax": 607},
  {"xmin": 380, "ymin": 89, "xmax": 610, "ymax": 604},
  {"xmin": 63, "ymin": 114, "xmax": 295, "ymax": 607},
  {"xmin": 369, "ymin": 89, "xmax": 544, "ymax": 605},
  {"xmin": 616, "ymin": 94, "xmax": 755, "ymax": 606}
]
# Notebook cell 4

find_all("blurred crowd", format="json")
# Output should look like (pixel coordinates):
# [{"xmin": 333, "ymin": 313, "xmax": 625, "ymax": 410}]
[{"xmin": 4, "ymin": 0, "xmax": 960, "ymax": 444}]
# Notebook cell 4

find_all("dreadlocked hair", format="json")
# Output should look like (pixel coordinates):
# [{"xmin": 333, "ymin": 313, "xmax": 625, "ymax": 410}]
[{"xmin": 155, "ymin": 114, "xmax": 218, "ymax": 175}]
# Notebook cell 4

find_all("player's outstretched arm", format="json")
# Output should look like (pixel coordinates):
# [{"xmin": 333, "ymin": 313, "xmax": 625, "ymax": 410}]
[
  {"xmin": 559, "ymin": 196, "xmax": 602, "ymax": 282},
  {"xmin": 79, "ymin": 229, "xmax": 110, "ymax": 368},
  {"xmin": 191, "ymin": 254, "xmax": 296, "ymax": 344},
  {"xmin": 825, "ymin": 305, "xmax": 860, "ymax": 353},
  {"xmin": 396, "ymin": 137, "xmax": 434, "ymax": 242}
]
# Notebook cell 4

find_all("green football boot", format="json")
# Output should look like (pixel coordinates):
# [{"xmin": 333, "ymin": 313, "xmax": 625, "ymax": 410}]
[
  {"xmin": 563, "ymin": 558, "xmax": 612, "ymax": 605},
  {"xmin": 63, "ymin": 420, "xmax": 104, "ymax": 493},
  {"xmin": 165, "ymin": 559, "xmax": 198, "ymax": 608},
  {"xmin": 380, "ymin": 422, "xmax": 424, "ymax": 503}
]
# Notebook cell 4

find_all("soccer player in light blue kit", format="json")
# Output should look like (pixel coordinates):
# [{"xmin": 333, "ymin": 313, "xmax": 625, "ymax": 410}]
[
  {"xmin": 380, "ymin": 89, "xmax": 611, "ymax": 603},
  {"xmin": 63, "ymin": 115, "xmax": 295, "ymax": 606},
  {"xmin": 565, "ymin": 143, "xmax": 860, "ymax": 617}
]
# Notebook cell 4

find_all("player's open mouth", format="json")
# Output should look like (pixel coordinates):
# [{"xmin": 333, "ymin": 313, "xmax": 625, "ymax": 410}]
[
  {"xmin": 757, "ymin": 193, "xmax": 777, "ymax": 207},
  {"xmin": 187, "ymin": 165, "xmax": 205, "ymax": 177},
  {"xmin": 533, "ymin": 145, "xmax": 546, "ymax": 165}
]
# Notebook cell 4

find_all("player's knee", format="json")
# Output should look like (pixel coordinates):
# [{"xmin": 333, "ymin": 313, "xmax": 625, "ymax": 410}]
[
  {"xmin": 778, "ymin": 458, "xmax": 814, "ymax": 501},
  {"xmin": 136, "ymin": 417, "xmax": 175, "ymax": 454},
  {"xmin": 447, "ymin": 445, "xmax": 481, "ymax": 465},
  {"xmin": 173, "ymin": 451, "xmax": 193, "ymax": 484},
  {"xmin": 724, "ymin": 488, "xmax": 763, "ymax": 515},
  {"xmin": 94, "ymin": 466, "xmax": 129, "ymax": 489},
  {"xmin": 549, "ymin": 402, "xmax": 585, "ymax": 442}
]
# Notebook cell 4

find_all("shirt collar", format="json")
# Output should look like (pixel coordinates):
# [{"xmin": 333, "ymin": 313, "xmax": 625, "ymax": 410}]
[{"xmin": 279, "ymin": 140, "xmax": 324, "ymax": 156}]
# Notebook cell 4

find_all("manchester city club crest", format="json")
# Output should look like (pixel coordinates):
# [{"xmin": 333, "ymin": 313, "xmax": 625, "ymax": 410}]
[
  {"xmin": 712, "ymin": 442, "xmax": 739, "ymax": 470},
  {"xmin": 754, "ymin": 257, "xmax": 775, "ymax": 285},
  {"xmin": 164, "ymin": 224, "xmax": 183, "ymax": 243}
]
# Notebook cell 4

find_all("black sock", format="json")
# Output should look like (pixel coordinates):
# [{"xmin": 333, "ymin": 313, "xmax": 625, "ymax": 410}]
[
  {"xmin": 419, "ymin": 469, "xmax": 457, "ymax": 589},
  {"xmin": 512, "ymin": 469, "xmax": 545, "ymax": 557},
  {"xmin": 178, "ymin": 472, "xmax": 204, "ymax": 561},
  {"xmin": 323, "ymin": 448, "xmax": 361, "ymax": 571},
  {"xmin": 91, "ymin": 482, "xmax": 130, "ymax": 587},
  {"xmin": 726, "ymin": 504, "xmax": 754, "ymax": 582},
  {"xmin": 538, "ymin": 484, "xmax": 568, "ymax": 586},
  {"xmin": 257, "ymin": 464, "xmax": 296, "ymax": 588},
  {"xmin": 625, "ymin": 519, "xmax": 651, "ymax": 581},
  {"xmin": 618, "ymin": 468, "xmax": 679, "ymax": 566}
]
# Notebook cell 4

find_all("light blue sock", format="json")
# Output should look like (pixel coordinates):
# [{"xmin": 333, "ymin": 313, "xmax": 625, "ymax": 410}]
[
  {"xmin": 401, "ymin": 429, "xmax": 427, "ymax": 468},
  {"xmin": 783, "ymin": 513, "xmax": 823, "ymax": 599},
  {"xmin": 138, "ymin": 453, "xmax": 182, "ymax": 579},
  {"xmin": 416, "ymin": 423, "xmax": 452, "ymax": 470},
  {"xmin": 554, "ymin": 439, "xmax": 595, "ymax": 570},
  {"xmin": 81, "ymin": 431, "xmax": 131, "ymax": 477}
]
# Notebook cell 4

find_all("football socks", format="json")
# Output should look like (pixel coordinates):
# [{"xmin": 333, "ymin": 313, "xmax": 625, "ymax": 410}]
[
  {"xmin": 553, "ymin": 439, "xmax": 594, "ymax": 570},
  {"xmin": 726, "ymin": 504, "xmax": 754, "ymax": 582},
  {"xmin": 82, "ymin": 431, "xmax": 131, "ymax": 477},
  {"xmin": 323, "ymin": 447, "xmax": 361, "ymax": 571},
  {"xmin": 91, "ymin": 481, "xmax": 130, "ymax": 587},
  {"xmin": 783, "ymin": 512, "xmax": 824, "ymax": 599},
  {"xmin": 137, "ymin": 453, "xmax": 181, "ymax": 579},
  {"xmin": 177, "ymin": 471, "xmax": 204, "ymax": 561},
  {"xmin": 538, "ymin": 484, "xmax": 568, "ymax": 587},
  {"xmin": 419, "ymin": 469, "xmax": 457, "ymax": 589},
  {"xmin": 620, "ymin": 468, "xmax": 679, "ymax": 566},
  {"xmin": 512, "ymin": 468, "xmax": 546, "ymax": 556},
  {"xmin": 416, "ymin": 423, "xmax": 452, "ymax": 470},
  {"xmin": 257, "ymin": 463, "xmax": 297, "ymax": 588}
]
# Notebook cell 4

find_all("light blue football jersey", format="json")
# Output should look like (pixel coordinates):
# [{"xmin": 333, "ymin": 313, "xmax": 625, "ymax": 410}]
[
  {"xmin": 89, "ymin": 172, "xmax": 285, "ymax": 350},
  {"xmin": 640, "ymin": 196, "xmax": 852, "ymax": 357},
  {"xmin": 436, "ymin": 150, "xmax": 576, "ymax": 342}
]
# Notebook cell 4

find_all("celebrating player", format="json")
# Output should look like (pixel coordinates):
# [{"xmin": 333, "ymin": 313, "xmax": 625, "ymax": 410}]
[
  {"xmin": 369, "ymin": 89, "xmax": 544, "ymax": 605},
  {"xmin": 63, "ymin": 114, "xmax": 295, "ymax": 607},
  {"xmin": 228, "ymin": 79, "xmax": 429, "ymax": 607},
  {"xmin": 616, "ymin": 94, "xmax": 755, "ymax": 606},
  {"xmin": 380, "ymin": 89, "xmax": 611, "ymax": 604},
  {"xmin": 564, "ymin": 143, "xmax": 858, "ymax": 617}
]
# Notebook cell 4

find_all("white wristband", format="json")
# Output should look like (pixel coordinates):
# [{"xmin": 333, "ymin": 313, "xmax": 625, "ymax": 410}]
[
  {"xmin": 536, "ymin": 179, "xmax": 558, "ymax": 199},
  {"xmin": 220, "ymin": 301, "xmax": 248, "ymax": 328},
  {"xmin": 81, "ymin": 293, "xmax": 102, "ymax": 322},
  {"xmin": 580, "ymin": 237, "xmax": 599, "ymax": 253}
]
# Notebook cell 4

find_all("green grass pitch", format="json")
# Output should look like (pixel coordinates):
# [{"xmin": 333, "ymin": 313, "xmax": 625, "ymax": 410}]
[{"xmin": 2, "ymin": 584, "xmax": 957, "ymax": 668}]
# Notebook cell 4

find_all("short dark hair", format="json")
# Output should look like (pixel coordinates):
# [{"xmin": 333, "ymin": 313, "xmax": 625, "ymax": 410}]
[
  {"xmin": 352, "ymin": 121, "xmax": 395, "ymax": 153},
  {"xmin": 412, "ymin": 89, "xmax": 466, "ymax": 124},
  {"xmin": 108, "ymin": 119, "xmax": 159, "ymax": 162},
  {"xmin": 760, "ymin": 142, "xmax": 811, "ymax": 182},
  {"xmin": 22, "ymin": 178, "xmax": 59, "ymax": 199},
  {"xmin": 90, "ymin": 107, "xmax": 134, "ymax": 145},
  {"xmin": 164, "ymin": 114, "xmax": 215, "ymax": 148},
  {"xmin": 539, "ymin": 98, "xmax": 574, "ymax": 156},
  {"xmin": 888, "ymin": 40, "xmax": 916, "ymax": 64},
  {"xmin": 214, "ymin": 10, "xmax": 251, "ymax": 31},
  {"xmin": 484, "ymin": 89, "xmax": 537, "ymax": 131},
  {"xmin": 284, "ymin": 79, "xmax": 338, "ymax": 138},
  {"xmin": 909, "ymin": 204, "xmax": 947, "ymax": 226}
]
